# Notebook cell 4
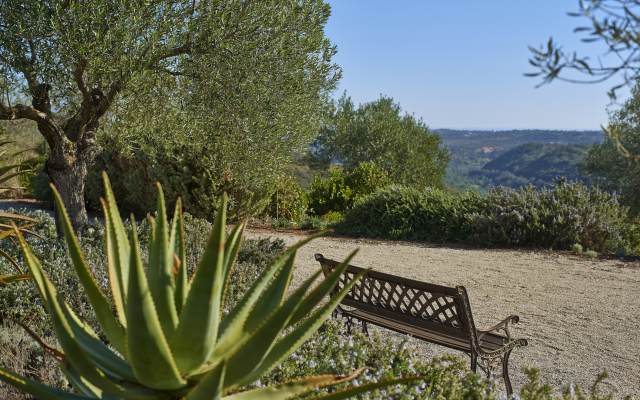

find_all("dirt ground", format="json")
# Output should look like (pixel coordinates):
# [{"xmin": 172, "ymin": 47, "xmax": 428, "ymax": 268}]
[{"xmin": 243, "ymin": 225, "xmax": 640, "ymax": 398}]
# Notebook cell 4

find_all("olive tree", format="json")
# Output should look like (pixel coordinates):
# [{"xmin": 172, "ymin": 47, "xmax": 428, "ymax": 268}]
[
  {"xmin": 0, "ymin": 0, "xmax": 340, "ymax": 233},
  {"xmin": 579, "ymin": 81, "xmax": 640, "ymax": 215},
  {"xmin": 305, "ymin": 93, "xmax": 450, "ymax": 188}
]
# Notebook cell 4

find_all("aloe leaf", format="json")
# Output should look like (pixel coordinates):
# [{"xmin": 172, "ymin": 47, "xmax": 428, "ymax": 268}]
[
  {"xmin": 169, "ymin": 198, "xmax": 188, "ymax": 315},
  {"xmin": 183, "ymin": 360, "xmax": 226, "ymax": 400},
  {"xmin": 64, "ymin": 366, "xmax": 107, "ymax": 399},
  {"xmin": 215, "ymin": 230, "xmax": 331, "ymax": 348},
  {"xmin": 170, "ymin": 195, "xmax": 227, "ymax": 375},
  {"xmin": 15, "ymin": 224, "xmax": 146, "ymax": 399},
  {"xmin": 125, "ymin": 216, "xmax": 186, "ymax": 390},
  {"xmin": 50, "ymin": 185, "xmax": 127, "ymax": 356},
  {"xmin": 146, "ymin": 184, "xmax": 178, "ymax": 341},
  {"xmin": 102, "ymin": 173, "xmax": 131, "ymax": 325},
  {"xmin": 0, "ymin": 366, "xmax": 91, "ymax": 400},
  {"xmin": 0, "ymin": 273, "xmax": 30, "ymax": 285},
  {"xmin": 220, "ymin": 222, "xmax": 244, "ymax": 306},
  {"xmin": 0, "ymin": 212, "xmax": 39, "ymax": 223},
  {"xmin": 233, "ymin": 265, "xmax": 368, "ymax": 388},
  {"xmin": 288, "ymin": 250, "xmax": 358, "ymax": 326},
  {"xmin": 207, "ymin": 252, "xmax": 302, "ymax": 364},
  {"xmin": 222, "ymin": 374, "xmax": 356, "ymax": 400},
  {"xmin": 56, "ymin": 296, "xmax": 139, "ymax": 384},
  {"xmin": 314, "ymin": 376, "xmax": 427, "ymax": 400},
  {"xmin": 100, "ymin": 198, "xmax": 127, "ymax": 330},
  {"xmin": 221, "ymin": 264, "xmax": 320, "ymax": 389}
]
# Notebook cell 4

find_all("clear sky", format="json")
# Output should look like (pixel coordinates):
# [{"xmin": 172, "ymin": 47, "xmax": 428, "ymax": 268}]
[{"xmin": 324, "ymin": 1, "xmax": 630, "ymax": 131}]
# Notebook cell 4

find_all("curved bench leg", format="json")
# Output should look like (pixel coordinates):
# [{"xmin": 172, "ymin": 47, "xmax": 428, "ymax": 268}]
[
  {"xmin": 362, "ymin": 321, "xmax": 369, "ymax": 336},
  {"xmin": 474, "ymin": 352, "xmax": 513, "ymax": 398},
  {"xmin": 502, "ymin": 350, "xmax": 513, "ymax": 398},
  {"xmin": 470, "ymin": 348, "xmax": 478, "ymax": 374}
]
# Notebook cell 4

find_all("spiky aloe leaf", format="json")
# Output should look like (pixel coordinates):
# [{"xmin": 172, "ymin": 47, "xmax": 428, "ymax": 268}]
[
  {"xmin": 232, "ymin": 260, "xmax": 367, "ymax": 388},
  {"xmin": 147, "ymin": 184, "xmax": 178, "ymax": 340},
  {"xmin": 101, "ymin": 172, "xmax": 131, "ymax": 329},
  {"xmin": 50, "ymin": 185, "xmax": 127, "ymax": 356},
  {"xmin": 0, "ymin": 366, "xmax": 90, "ymax": 400},
  {"xmin": 169, "ymin": 198, "xmax": 188, "ymax": 316},
  {"xmin": 170, "ymin": 194, "xmax": 227, "ymax": 375},
  {"xmin": 287, "ymin": 250, "xmax": 358, "ymax": 326},
  {"xmin": 0, "ymin": 273, "xmax": 30, "ymax": 285},
  {"xmin": 222, "ymin": 264, "xmax": 321, "ymax": 388},
  {"xmin": 223, "ymin": 369, "xmax": 369, "ymax": 400},
  {"xmin": 0, "ymin": 213, "xmax": 39, "ymax": 223},
  {"xmin": 220, "ymin": 222, "xmax": 245, "ymax": 308},
  {"xmin": 64, "ymin": 366, "xmax": 121, "ymax": 399},
  {"xmin": 214, "ymin": 230, "xmax": 331, "ymax": 355},
  {"xmin": 314, "ymin": 376, "xmax": 428, "ymax": 400},
  {"xmin": 183, "ymin": 360, "xmax": 226, "ymax": 400},
  {"xmin": 13, "ymin": 226, "xmax": 151, "ymax": 399},
  {"xmin": 125, "ymin": 216, "xmax": 185, "ymax": 390},
  {"xmin": 206, "ymin": 252, "xmax": 303, "ymax": 365},
  {"xmin": 56, "ymin": 297, "xmax": 138, "ymax": 384}
]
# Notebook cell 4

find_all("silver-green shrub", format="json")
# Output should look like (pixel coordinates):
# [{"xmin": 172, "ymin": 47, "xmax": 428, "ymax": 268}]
[
  {"xmin": 571, "ymin": 243, "xmax": 583, "ymax": 253},
  {"xmin": 585, "ymin": 250, "xmax": 598, "ymax": 259},
  {"xmin": 468, "ymin": 178, "xmax": 629, "ymax": 251},
  {"xmin": 0, "ymin": 209, "xmax": 284, "ymax": 333}
]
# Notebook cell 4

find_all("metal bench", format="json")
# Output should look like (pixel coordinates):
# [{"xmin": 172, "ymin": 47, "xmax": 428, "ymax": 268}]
[{"xmin": 315, "ymin": 253, "xmax": 528, "ymax": 397}]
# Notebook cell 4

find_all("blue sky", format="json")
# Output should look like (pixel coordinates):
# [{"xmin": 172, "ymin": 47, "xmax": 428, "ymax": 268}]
[{"xmin": 324, "ymin": 1, "xmax": 630, "ymax": 130}]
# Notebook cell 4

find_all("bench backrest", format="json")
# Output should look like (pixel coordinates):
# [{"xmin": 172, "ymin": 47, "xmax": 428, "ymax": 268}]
[{"xmin": 316, "ymin": 254, "xmax": 473, "ymax": 340}]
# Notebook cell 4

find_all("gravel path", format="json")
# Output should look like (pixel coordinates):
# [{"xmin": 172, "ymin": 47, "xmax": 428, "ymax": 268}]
[{"xmin": 244, "ymin": 230, "xmax": 640, "ymax": 398}]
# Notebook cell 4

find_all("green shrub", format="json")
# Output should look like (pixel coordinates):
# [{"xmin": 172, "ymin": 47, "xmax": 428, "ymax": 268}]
[
  {"xmin": 33, "ymin": 166, "xmax": 54, "ymax": 209},
  {"xmin": 571, "ymin": 243, "xmax": 583, "ymax": 253},
  {"xmin": 263, "ymin": 173, "xmax": 308, "ymax": 221},
  {"xmin": 337, "ymin": 185, "xmax": 484, "ymax": 242},
  {"xmin": 299, "ymin": 215, "xmax": 329, "ymax": 230},
  {"xmin": 307, "ymin": 161, "xmax": 392, "ymax": 216},
  {"xmin": 616, "ymin": 248, "xmax": 628, "ymax": 257},
  {"xmin": 84, "ymin": 137, "xmax": 277, "ymax": 220},
  {"xmin": 585, "ymin": 250, "xmax": 598, "ymax": 259},
  {"xmin": 17, "ymin": 155, "xmax": 46, "ymax": 196},
  {"xmin": 469, "ymin": 179, "xmax": 629, "ymax": 251},
  {"xmin": 270, "ymin": 218, "xmax": 296, "ymax": 229}
]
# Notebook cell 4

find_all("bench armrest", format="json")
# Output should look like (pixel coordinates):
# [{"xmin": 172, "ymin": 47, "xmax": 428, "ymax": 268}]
[{"xmin": 477, "ymin": 315, "xmax": 519, "ymax": 342}]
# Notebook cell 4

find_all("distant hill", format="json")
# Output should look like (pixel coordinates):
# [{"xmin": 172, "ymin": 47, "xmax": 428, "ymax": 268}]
[
  {"xmin": 436, "ymin": 129, "xmax": 603, "ymax": 192},
  {"xmin": 465, "ymin": 143, "xmax": 590, "ymax": 190}
]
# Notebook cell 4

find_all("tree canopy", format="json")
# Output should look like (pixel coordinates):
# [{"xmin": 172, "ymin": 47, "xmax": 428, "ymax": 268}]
[
  {"xmin": 305, "ymin": 93, "xmax": 450, "ymax": 189},
  {"xmin": 579, "ymin": 81, "xmax": 640, "ymax": 215},
  {"xmin": 0, "ymin": 0, "xmax": 341, "ymax": 229}
]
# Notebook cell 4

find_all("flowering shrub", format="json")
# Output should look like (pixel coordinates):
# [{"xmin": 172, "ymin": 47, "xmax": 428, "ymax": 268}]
[
  {"xmin": 337, "ymin": 185, "xmax": 484, "ymax": 242},
  {"xmin": 468, "ymin": 179, "xmax": 630, "ymax": 251},
  {"xmin": 0, "ymin": 209, "xmax": 285, "ymax": 333},
  {"xmin": 307, "ymin": 161, "xmax": 393, "ymax": 216}
]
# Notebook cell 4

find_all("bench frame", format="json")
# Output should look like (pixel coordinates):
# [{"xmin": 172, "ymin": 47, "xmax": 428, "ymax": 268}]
[{"xmin": 315, "ymin": 253, "xmax": 528, "ymax": 397}]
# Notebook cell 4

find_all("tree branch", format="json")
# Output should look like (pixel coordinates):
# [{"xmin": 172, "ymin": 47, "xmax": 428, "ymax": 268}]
[
  {"xmin": 73, "ymin": 59, "xmax": 91, "ymax": 103},
  {"xmin": 97, "ymin": 81, "xmax": 122, "ymax": 118},
  {"xmin": 0, "ymin": 102, "xmax": 64, "ymax": 146}
]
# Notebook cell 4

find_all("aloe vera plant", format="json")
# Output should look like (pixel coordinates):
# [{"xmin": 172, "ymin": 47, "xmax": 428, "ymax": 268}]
[{"xmin": 0, "ymin": 172, "xmax": 421, "ymax": 399}]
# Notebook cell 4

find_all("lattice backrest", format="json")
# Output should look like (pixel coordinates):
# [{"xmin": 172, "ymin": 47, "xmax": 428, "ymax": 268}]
[{"xmin": 318, "ymin": 254, "xmax": 465, "ymax": 330}]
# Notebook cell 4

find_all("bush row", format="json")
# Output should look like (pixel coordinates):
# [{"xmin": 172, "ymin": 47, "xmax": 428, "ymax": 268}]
[{"xmin": 337, "ymin": 179, "xmax": 630, "ymax": 252}]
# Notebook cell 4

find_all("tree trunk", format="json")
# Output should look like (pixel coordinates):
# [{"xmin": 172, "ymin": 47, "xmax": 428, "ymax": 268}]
[
  {"xmin": 32, "ymin": 83, "xmax": 104, "ymax": 236},
  {"xmin": 2, "ymin": 81, "xmax": 117, "ymax": 237},
  {"xmin": 47, "ymin": 147, "xmax": 97, "ymax": 235}
]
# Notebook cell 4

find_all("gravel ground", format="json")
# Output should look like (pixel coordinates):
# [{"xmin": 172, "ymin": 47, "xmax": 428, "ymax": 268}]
[{"xmin": 244, "ymin": 229, "xmax": 640, "ymax": 398}]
